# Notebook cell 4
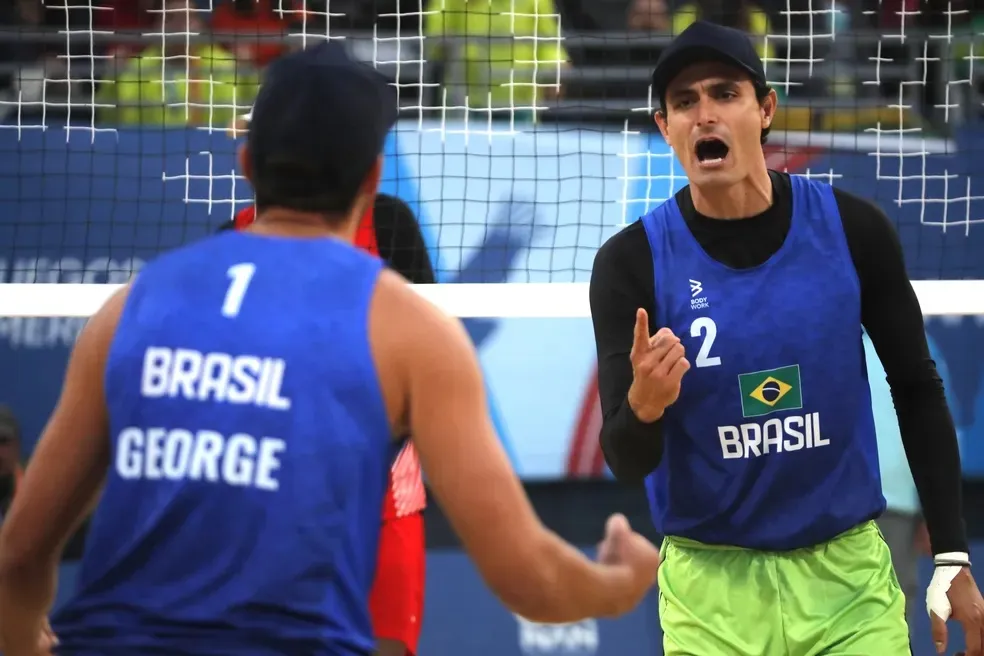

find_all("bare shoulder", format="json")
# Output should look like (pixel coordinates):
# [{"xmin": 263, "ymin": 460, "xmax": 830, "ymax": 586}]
[
  {"xmin": 372, "ymin": 269, "xmax": 467, "ymax": 345},
  {"xmin": 70, "ymin": 283, "xmax": 132, "ymax": 367},
  {"xmin": 61, "ymin": 282, "xmax": 132, "ymax": 406},
  {"xmin": 91, "ymin": 285, "xmax": 132, "ymax": 335}
]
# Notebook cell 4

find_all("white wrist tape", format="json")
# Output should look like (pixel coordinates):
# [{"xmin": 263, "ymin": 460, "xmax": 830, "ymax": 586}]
[{"xmin": 927, "ymin": 552, "xmax": 971, "ymax": 621}]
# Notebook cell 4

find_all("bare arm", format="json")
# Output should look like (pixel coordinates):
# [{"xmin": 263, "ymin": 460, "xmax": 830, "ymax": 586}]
[
  {"xmin": 0, "ymin": 286, "xmax": 129, "ymax": 653},
  {"xmin": 371, "ymin": 271, "xmax": 653, "ymax": 623}
]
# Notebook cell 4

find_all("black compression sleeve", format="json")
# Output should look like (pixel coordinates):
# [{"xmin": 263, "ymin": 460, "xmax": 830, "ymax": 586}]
[
  {"xmin": 373, "ymin": 194, "xmax": 436, "ymax": 284},
  {"xmin": 590, "ymin": 223, "xmax": 665, "ymax": 483},
  {"xmin": 835, "ymin": 189, "xmax": 968, "ymax": 553}
]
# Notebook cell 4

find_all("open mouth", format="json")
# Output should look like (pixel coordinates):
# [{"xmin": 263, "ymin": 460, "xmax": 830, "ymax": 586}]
[{"xmin": 694, "ymin": 137, "xmax": 730, "ymax": 167}]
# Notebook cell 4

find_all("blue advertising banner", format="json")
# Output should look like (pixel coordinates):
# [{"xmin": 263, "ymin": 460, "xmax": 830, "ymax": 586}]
[
  {"xmin": 1, "ymin": 122, "xmax": 983, "ymax": 479},
  {"xmin": 49, "ymin": 544, "xmax": 984, "ymax": 656}
]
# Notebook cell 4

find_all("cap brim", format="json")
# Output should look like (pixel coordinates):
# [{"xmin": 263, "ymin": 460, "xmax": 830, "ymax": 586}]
[{"xmin": 651, "ymin": 46, "xmax": 763, "ymax": 105}]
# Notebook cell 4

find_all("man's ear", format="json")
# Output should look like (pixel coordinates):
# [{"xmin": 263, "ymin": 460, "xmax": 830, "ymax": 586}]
[
  {"xmin": 654, "ymin": 110, "xmax": 670, "ymax": 141},
  {"xmin": 760, "ymin": 88, "xmax": 778, "ymax": 130},
  {"xmin": 238, "ymin": 143, "xmax": 253, "ymax": 184}
]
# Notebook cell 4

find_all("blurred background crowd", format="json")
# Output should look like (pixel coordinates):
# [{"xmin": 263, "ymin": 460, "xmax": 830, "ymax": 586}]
[{"xmin": 1, "ymin": 0, "xmax": 983, "ymax": 130}]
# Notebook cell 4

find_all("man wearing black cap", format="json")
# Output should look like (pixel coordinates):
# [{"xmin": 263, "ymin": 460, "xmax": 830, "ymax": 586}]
[
  {"xmin": 0, "ymin": 41, "xmax": 661, "ymax": 655},
  {"xmin": 590, "ymin": 19, "xmax": 984, "ymax": 656},
  {"xmin": 224, "ymin": 108, "xmax": 436, "ymax": 656}
]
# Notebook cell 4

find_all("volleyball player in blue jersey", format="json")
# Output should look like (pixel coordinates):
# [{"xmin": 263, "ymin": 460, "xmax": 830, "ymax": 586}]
[
  {"xmin": 0, "ymin": 42, "xmax": 660, "ymax": 655},
  {"xmin": 591, "ymin": 20, "xmax": 984, "ymax": 656}
]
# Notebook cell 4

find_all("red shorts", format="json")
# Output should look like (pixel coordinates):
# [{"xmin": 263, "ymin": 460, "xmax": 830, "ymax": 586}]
[{"xmin": 369, "ymin": 511, "xmax": 425, "ymax": 655}]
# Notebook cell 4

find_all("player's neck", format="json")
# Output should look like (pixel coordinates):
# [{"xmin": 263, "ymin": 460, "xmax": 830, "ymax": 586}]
[
  {"xmin": 690, "ymin": 165, "xmax": 773, "ymax": 220},
  {"xmin": 249, "ymin": 209, "xmax": 358, "ymax": 242}
]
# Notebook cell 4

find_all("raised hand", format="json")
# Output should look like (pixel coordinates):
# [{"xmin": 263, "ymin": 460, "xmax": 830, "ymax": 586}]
[
  {"xmin": 596, "ymin": 513, "xmax": 661, "ymax": 615},
  {"xmin": 627, "ymin": 308, "xmax": 690, "ymax": 422}
]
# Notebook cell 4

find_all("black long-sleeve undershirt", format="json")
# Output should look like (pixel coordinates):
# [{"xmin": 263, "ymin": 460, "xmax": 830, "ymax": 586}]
[{"xmin": 590, "ymin": 170, "xmax": 967, "ymax": 554}]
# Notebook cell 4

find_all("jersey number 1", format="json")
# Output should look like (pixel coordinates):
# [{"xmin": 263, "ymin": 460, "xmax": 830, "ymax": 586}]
[
  {"xmin": 222, "ymin": 263, "xmax": 256, "ymax": 318},
  {"xmin": 690, "ymin": 317, "xmax": 721, "ymax": 368}
]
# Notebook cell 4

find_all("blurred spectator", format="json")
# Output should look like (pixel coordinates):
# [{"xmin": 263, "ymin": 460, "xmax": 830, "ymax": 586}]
[
  {"xmin": 94, "ymin": 0, "xmax": 157, "ymax": 61},
  {"xmin": 211, "ymin": 0, "xmax": 291, "ymax": 69},
  {"xmin": 919, "ymin": 0, "xmax": 981, "ymax": 122},
  {"xmin": 97, "ymin": 0, "xmax": 259, "ymax": 127},
  {"xmin": 627, "ymin": 0, "xmax": 669, "ymax": 32},
  {"xmin": 423, "ymin": 0, "xmax": 569, "ymax": 121},
  {"xmin": 953, "ymin": 9, "xmax": 984, "ymax": 119},
  {"xmin": 0, "ymin": 0, "xmax": 78, "ymax": 113},
  {"xmin": 0, "ymin": 0, "xmax": 46, "ymax": 67},
  {"xmin": 671, "ymin": 0, "xmax": 774, "ymax": 63},
  {"xmin": 372, "ymin": 0, "xmax": 422, "ymax": 33},
  {"xmin": 878, "ymin": 0, "xmax": 918, "ymax": 30}
]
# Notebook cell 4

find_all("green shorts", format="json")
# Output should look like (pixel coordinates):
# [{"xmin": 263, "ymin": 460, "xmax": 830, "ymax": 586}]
[{"xmin": 658, "ymin": 521, "xmax": 910, "ymax": 656}]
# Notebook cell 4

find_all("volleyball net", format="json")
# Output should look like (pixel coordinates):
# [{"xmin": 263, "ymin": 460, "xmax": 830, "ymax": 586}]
[
  {"xmin": 1, "ymin": 0, "xmax": 983, "ymax": 314},
  {"xmin": 2, "ymin": 0, "xmax": 984, "ymax": 481}
]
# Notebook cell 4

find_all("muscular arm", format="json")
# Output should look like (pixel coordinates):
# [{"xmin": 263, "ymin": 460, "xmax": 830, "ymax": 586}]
[
  {"xmin": 371, "ymin": 271, "xmax": 635, "ymax": 622},
  {"xmin": 373, "ymin": 194, "xmax": 436, "ymax": 284},
  {"xmin": 590, "ymin": 223, "xmax": 665, "ymax": 483},
  {"xmin": 836, "ymin": 189, "xmax": 968, "ymax": 554},
  {"xmin": 0, "ymin": 287, "xmax": 128, "ymax": 651}
]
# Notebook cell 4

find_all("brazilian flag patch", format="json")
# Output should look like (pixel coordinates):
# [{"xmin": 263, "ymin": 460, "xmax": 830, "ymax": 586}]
[{"xmin": 738, "ymin": 365, "xmax": 803, "ymax": 418}]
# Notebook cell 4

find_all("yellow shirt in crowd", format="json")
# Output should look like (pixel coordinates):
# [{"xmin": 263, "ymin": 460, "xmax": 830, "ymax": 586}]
[{"xmin": 99, "ymin": 44, "xmax": 259, "ymax": 128}]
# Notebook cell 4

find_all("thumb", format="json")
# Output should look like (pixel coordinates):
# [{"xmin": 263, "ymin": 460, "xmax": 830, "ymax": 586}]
[
  {"xmin": 605, "ymin": 513, "xmax": 631, "ymax": 545},
  {"xmin": 930, "ymin": 611, "xmax": 948, "ymax": 654},
  {"xmin": 632, "ymin": 309, "xmax": 650, "ymax": 355},
  {"xmin": 598, "ymin": 514, "xmax": 629, "ymax": 565}
]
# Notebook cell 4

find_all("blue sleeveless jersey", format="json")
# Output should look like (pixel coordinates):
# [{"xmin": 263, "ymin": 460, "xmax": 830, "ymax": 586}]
[
  {"xmin": 52, "ymin": 232, "xmax": 394, "ymax": 655},
  {"xmin": 641, "ymin": 175, "xmax": 884, "ymax": 550}
]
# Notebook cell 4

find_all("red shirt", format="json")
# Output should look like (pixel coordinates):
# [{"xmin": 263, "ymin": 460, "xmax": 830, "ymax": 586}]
[
  {"xmin": 231, "ymin": 205, "xmax": 425, "ymax": 520},
  {"xmin": 210, "ymin": 0, "xmax": 290, "ymax": 68},
  {"xmin": 94, "ymin": 0, "xmax": 155, "ymax": 60},
  {"xmin": 232, "ymin": 205, "xmax": 379, "ymax": 253}
]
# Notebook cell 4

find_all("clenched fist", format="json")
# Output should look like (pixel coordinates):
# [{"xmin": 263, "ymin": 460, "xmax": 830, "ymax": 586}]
[
  {"xmin": 595, "ymin": 513, "xmax": 661, "ymax": 616},
  {"xmin": 627, "ymin": 308, "xmax": 690, "ymax": 422}
]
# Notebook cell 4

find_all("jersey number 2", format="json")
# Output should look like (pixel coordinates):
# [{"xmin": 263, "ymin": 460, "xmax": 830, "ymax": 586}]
[
  {"xmin": 690, "ymin": 317, "xmax": 721, "ymax": 368},
  {"xmin": 222, "ymin": 263, "xmax": 256, "ymax": 318}
]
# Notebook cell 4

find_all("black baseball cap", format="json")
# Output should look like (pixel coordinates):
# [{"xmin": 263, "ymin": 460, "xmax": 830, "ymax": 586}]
[
  {"xmin": 247, "ymin": 40, "xmax": 398, "ymax": 212},
  {"xmin": 651, "ymin": 21, "xmax": 767, "ymax": 108}
]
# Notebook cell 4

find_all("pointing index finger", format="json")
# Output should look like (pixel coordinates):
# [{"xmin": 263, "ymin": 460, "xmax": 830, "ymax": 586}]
[{"xmin": 633, "ymin": 308, "xmax": 650, "ymax": 354}]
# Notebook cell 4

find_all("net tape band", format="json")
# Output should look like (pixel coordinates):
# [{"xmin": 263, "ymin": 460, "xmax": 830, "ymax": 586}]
[{"xmin": 1, "ymin": 281, "xmax": 982, "ymax": 319}]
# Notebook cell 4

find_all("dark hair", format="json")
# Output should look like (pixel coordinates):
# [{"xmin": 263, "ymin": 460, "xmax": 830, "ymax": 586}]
[
  {"xmin": 251, "ymin": 156, "xmax": 372, "ymax": 221},
  {"xmin": 753, "ymin": 80, "xmax": 773, "ymax": 144},
  {"xmin": 0, "ymin": 406, "xmax": 20, "ymax": 442},
  {"xmin": 233, "ymin": 0, "xmax": 258, "ymax": 13},
  {"xmin": 657, "ymin": 77, "xmax": 773, "ymax": 145}
]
